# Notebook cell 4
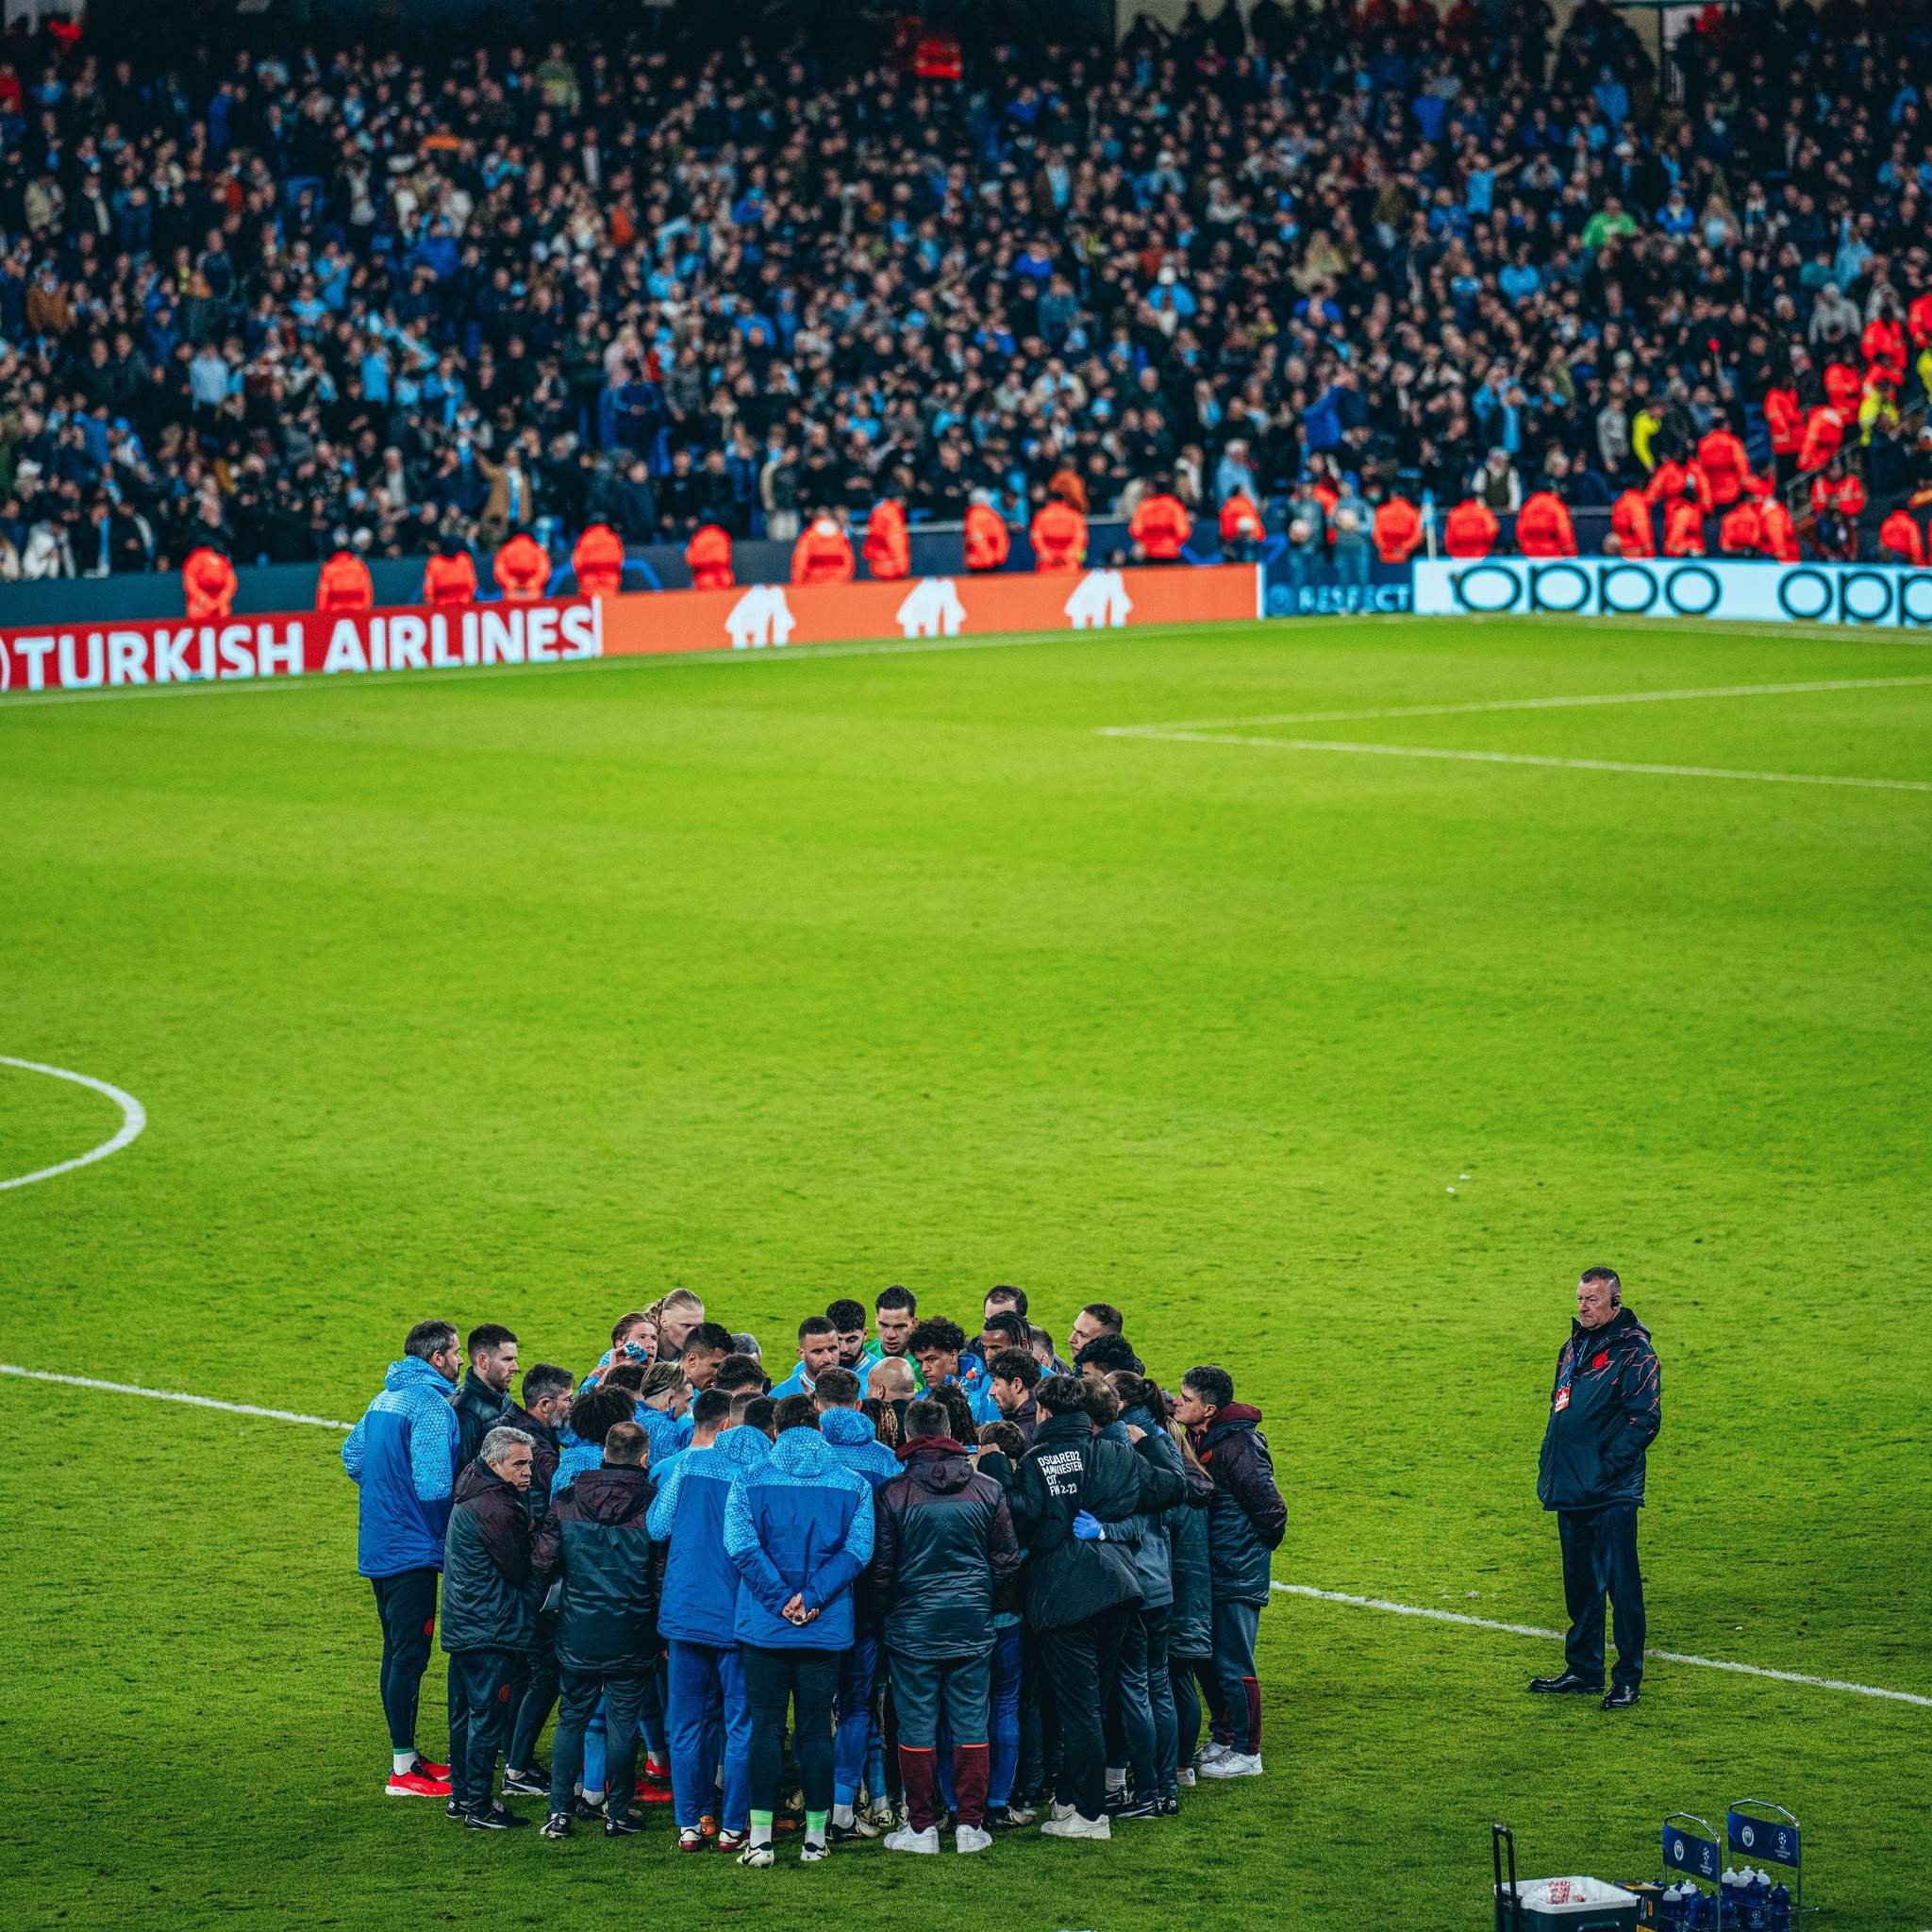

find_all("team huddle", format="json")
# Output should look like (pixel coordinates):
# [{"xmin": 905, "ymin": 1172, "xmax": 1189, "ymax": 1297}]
[{"xmin": 341, "ymin": 1284, "xmax": 1286, "ymax": 1858}]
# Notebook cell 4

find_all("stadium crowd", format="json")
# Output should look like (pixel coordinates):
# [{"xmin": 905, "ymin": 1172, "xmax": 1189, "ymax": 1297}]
[
  {"xmin": 341, "ymin": 1284, "xmax": 1286, "ymax": 1855},
  {"xmin": 5, "ymin": 0, "xmax": 1932, "ymax": 593}
]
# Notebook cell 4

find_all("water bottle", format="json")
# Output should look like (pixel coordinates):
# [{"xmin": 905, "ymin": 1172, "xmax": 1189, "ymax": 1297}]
[
  {"xmin": 1658, "ymin": 1883, "xmax": 1683, "ymax": 1930},
  {"xmin": 1690, "ymin": 1884, "xmax": 1716, "ymax": 1932},
  {"xmin": 1720, "ymin": 1867, "xmax": 1741, "ymax": 1930},
  {"xmin": 1769, "ymin": 1881, "xmax": 1791, "ymax": 1932},
  {"xmin": 1746, "ymin": 1870, "xmax": 1772, "ymax": 1931},
  {"xmin": 1666, "ymin": 1882, "xmax": 1690, "ymax": 1929}
]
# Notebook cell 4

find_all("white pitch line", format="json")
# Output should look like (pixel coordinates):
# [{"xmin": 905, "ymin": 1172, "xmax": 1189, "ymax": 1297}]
[
  {"xmin": 1272, "ymin": 1583, "xmax": 1932, "ymax": 1708},
  {"xmin": 0, "ymin": 1057, "xmax": 147, "ymax": 1191},
  {"xmin": 0, "ymin": 1362, "xmax": 351, "ymax": 1429},
  {"xmin": 1100, "ymin": 674, "xmax": 1932, "ymax": 736},
  {"xmin": 1117, "ymin": 729, "xmax": 1932, "ymax": 793},
  {"xmin": 1, "ymin": 1357, "xmax": 1923, "ymax": 1708}
]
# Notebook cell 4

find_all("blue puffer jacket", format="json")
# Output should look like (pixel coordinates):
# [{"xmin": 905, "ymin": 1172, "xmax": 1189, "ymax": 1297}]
[
  {"xmin": 551, "ymin": 1433, "xmax": 603, "ymax": 1500},
  {"xmin": 820, "ymin": 1406, "xmax": 899, "ymax": 1488},
  {"xmin": 637, "ymin": 1402, "xmax": 695, "ymax": 1470},
  {"xmin": 341, "ymin": 1356, "xmax": 461, "ymax": 1577},
  {"xmin": 724, "ymin": 1427, "xmax": 874, "ymax": 1650},
  {"xmin": 647, "ymin": 1424, "xmax": 771, "ymax": 1646}
]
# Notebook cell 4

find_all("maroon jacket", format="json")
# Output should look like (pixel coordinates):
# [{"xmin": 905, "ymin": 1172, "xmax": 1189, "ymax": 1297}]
[{"xmin": 873, "ymin": 1438, "xmax": 1021, "ymax": 1657}]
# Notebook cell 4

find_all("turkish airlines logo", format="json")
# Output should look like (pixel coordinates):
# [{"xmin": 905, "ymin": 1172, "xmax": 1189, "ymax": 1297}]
[
  {"xmin": 726, "ymin": 584, "xmax": 796, "ymax": 649},
  {"xmin": 1064, "ymin": 570, "xmax": 1134, "ymax": 628},
  {"xmin": 895, "ymin": 577, "xmax": 966, "ymax": 638}
]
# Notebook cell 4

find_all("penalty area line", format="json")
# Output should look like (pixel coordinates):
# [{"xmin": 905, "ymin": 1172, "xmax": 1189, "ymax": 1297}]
[
  {"xmin": 1272, "ymin": 1583, "xmax": 1932, "ymax": 1708},
  {"xmin": 0, "ymin": 1057, "xmax": 147, "ymax": 1191},
  {"xmin": 2, "ymin": 1357, "xmax": 1924, "ymax": 1708}
]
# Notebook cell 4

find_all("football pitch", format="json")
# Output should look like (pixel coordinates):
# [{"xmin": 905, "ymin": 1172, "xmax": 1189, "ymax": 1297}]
[{"xmin": 3, "ymin": 615, "xmax": 1927, "ymax": 1932}]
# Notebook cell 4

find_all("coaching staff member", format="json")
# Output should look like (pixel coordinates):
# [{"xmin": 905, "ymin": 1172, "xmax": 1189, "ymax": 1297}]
[{"xmin": 1531, "ymin": 1267, "xmax": 1661, "ymax": 1709}]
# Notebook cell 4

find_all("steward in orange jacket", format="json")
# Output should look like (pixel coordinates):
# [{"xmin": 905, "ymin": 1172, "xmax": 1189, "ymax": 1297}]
[
  {"xmin": 1644, "ymin": 458, "xmax": 1714, "ymax": 513},
  {"xmin": 1515, "ymin": 490, "xmax": 1577, "ymax": 558},
  {"xmin": 1442, "ymin": 497, "xmax": 1498, "ymax": 558},
  {"xmin": 494, "ymin": 531, "xmax": 551, "ymax": 601},
  {"xmin": 791, "ymin": 511, "xmax": 856, "ymax": 585},
  {"xmin": 1809, "ymin": 466, "xmax": 1866, "ymax": 522},
  {"xmin": 1029, "ymin": 496, "xmax": 1089, "ymax": 573},
  {"xmin": 1372, "ymin": 493, "xmax": 1424, "ymax": 563},
  {"xmin": 1878, "ymin": 508, "xmax": 1924, "ymax": 566},
  {"xmin": 861, "ymin": 498, "xmax": 910, "ymax": 581},
  {"xmin": 1662, "ymin": 492, "xmax": 1707, "ymax": 558},
  {"xmin": 685, "ymin": 523, "xmax": 735, "ymax": 590},
  {"xmin": 316, "ymin": 548, "xmax": 374, "ymax": 612},
  {"xmin": 1610, "ymin": 488, "xmax": 1656, "ymax": 557},
  {"xmin": 1694, "ymin": 427, "xmax": 1758, "ymax": 507},
  {"xmin": 1822, "ymin": 361, "xmax": 1862, "ymax": 414},
  {"xmin": 963, "ymin": 501, "xmax": 1010, "ymax": 573},
  {"xmin": 1796, "ymin": 405, "xmax": 1845, "ymax": 475},
  {"xmin": 1862, "ymin": 315, "xmax": 1907, "ymax": 390},
  {"xmin": 1763, "ymin": 387, "xmax": 1804, "ymax": 470},
  {"xmin": 183, "ymin": 545, "xmax": 238, "ymax": 621},
  {"xmin": 424, "ymin": 542, "xmax": 478, "ymax": 608},
  {"xmin": 1218, "ymin": 491, "xmax": 1266, "ymax": 556},
  {"xmin": 1757, "ymin": 491, "xmax": 1801, "ymax": 563},
  {"xmin": 1128, "ymin": 489, "xmax": 1192, "ymax": 562},
  {"xmin": 1718, "ymin": 499, "xmax": 1766, "ymax": 558},
  {"xmin": 572, "ymin": 522, "xmax": 625, "ymax": 597}
]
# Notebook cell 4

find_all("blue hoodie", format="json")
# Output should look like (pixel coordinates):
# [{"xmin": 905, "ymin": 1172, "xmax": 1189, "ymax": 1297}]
[
  {"xmin": 341, "ymin": 1356, "xmax": 461, "ymax": 1577},
  {"xmin": 819, "ymin": 1406, "xmax": 898, "ymax": 1488},
  {"xmin": 648, "ymin": 1424, "xmax": 771, "ymax": 1645},
  {"xmin": 724, "ymin": 1427, "xmax": 874, "ymax": 1650},
  {"xmin": 551, "ymin": 1432, "xmax": 604, "ymax": 1500}
]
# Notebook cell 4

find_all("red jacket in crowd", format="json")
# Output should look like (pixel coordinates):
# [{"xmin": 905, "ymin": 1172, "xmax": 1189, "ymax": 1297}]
[
  {"xmin": 1516, "ymin": 490, "xmax": 1577, "ymax": 558},
  {"xmin": 1718, "ymin": 499, "xmax": 1765, "ymax": 557},
  {"xmin": 1822, "ymin": 361, "xmax": 1863, "ymax": 413},
  {"xmin": 685, "ymin": 523, "xmax": 735, "ymax": 590},
  {"xmin": 1694, "ymin": 429, "xmax": 1759, "ymax": 507},
  {"xmin": 1796, "ymin": 405, "xmax": 1845, "ymax": 474},
  {"xmin": 1129, "ymin": 491, "xmax": 1192, "ymax": 561},
  {"xmin": 572, "ymin": 522, "xmax": 625, "ymax": 598},
  {"xmin": 424, "ymin": 548, "xmax": 477, "ymax": 607},
  {"xmin": 1372, "ymin": 494, "xmax": 1424, "ymax": 562},
  {"xmin": 1878, "ymin": 509, "xmax": 1925, "ymax": 566},
  {"xmin": 1645, "ymin": 459, "xmax": 1713, "ymax": 513},
  {"xmin": 1662, "ymin": 496, "xmax": 1707, "ymax": 557},
  {"xmin": 1763, "ymin": 387, "xmax": 1804, "ymax": 462},
  {"xmin": 791, "ymin": 513, "xmax": 856, "ymax": 585},
  {"xmin": 1862, "ymin": 316, "xmax": 1907, "ymax": 390},
  {"xmin": 1809, "ymin": 470, "xmax": 1866, "ymax": 521},
  {"xmin": 316, "ymin": 548, "xmax": 374, "ymax": 612},
  {"xmin": 1442, "ymin": 497, "xmax": 1498, "ymax": 558},
  {"xmin": 1610, "ymin": 489, "xmax": 1656, "ymax": 557},
  {"xmin": 1029, "ymin": 498, "xmax": 1088, "ymax": 573},
  {"xmin": 1759, "ymin": 494, "xmax": 1801, "ymax": 563},
  {"xmin": 493, "ymin": 532, "xmax": 551, "ymax": 601},
  {"xmin": 182, "ymin": 545, "xmax": 237, "ymax": 620},
  {"xmin": 963, "ymin": 501, "xmax": 1010, "ymax": 572},
  {"xmin": 861, "ymin": 498, "xmax": 910, "ymax": 581},
  {"xmin": 1219, "ymin": 491, "xmax": 1265, "ymax": 549}
]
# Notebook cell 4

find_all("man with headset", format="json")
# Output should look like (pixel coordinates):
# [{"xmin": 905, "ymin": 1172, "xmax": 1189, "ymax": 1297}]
[{"xmin": 1530, "ymin": 1267, "xmax": 1662, "ymax": 1709}]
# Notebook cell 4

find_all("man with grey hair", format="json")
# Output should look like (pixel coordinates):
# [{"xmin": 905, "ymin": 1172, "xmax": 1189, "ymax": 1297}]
[{"xmin": 441, "ymin": 1424, "xmax": 558, "ymax": 1826}]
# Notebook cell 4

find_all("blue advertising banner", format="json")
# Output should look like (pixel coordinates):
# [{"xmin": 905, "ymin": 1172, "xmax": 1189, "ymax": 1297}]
[
  {"xmin": 1261, "ymin": 556, "xmax": 1415, "ymax": 618},
  {"xmin": 1663, "ymin": 1824, "xmax": 1724, "ymax": 1881},
  {"xmin": 1727, "ymin": 1811, "xmax": 1800, "ymax": 1869}
]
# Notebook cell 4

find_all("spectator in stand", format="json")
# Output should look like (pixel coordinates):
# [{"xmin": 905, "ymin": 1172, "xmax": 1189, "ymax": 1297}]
[
  {"xmin": 1516, "ymin": 486, "xmax": 1578, "ymax": 559},
  {"xmin": 1329, "ymin": 480, "xmax": 1373, "ymax": 590},
  {"xmin": 317, "ymin": 547, "xmax": 375, "ymax": 613},
  {"xmin": 1444, "ymin": 496, "xmax": 1499, "ymax": 559},
  {"xmin": 686, "ymin": 524, "xmax": 736, "ymax": 591},
  {"xmin": 1029, "ymin": 491, "xmax": 1088, "ymax": 575},
  {"xmin": 964, "ymin": 498, "xmax": 1011, "ymax": 574},
  {"xmin": 861, "ymin": 497, "xmax": 911, "ymax": 583},
  {"xmin": 572, "ymin": 523, "xmax": 625, "ymax": 599},
  {"xmin": 791, "ymin": 509, "xmax": 856, "ymax": 587},
  {"xmin": 1218, "ymin": 488, "xmax": 1265, "ymax": 563},
  {"xmin": 494, "ymin": 531, "xmax": 551, "ymax": 602},
  {"xmin": 1810, "ymin": 458, "xmax": 1867, "ymax": 560}
]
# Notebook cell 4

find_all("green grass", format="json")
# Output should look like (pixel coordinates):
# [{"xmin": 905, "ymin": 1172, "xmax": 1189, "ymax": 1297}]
[{"xmin": 2, "ymin": 617, "xmax": 1928, "ymax": 1932}]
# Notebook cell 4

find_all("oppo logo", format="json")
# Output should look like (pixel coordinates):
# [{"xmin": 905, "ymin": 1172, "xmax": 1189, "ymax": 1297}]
[{"xmin": 1446, "ymin": 559, "xmax": 1932, "ymax": 625}]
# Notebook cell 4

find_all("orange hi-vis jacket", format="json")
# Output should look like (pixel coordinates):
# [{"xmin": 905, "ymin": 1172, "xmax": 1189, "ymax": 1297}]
[
  {"xmin": 1758, "ymin": 493, "xmax": 1801, "ymax": 562},
  {"xmin": 182, "ymin": 545, "xmax": 238, "ymax": 621},
  {"xmin": 316, "ymin": 549, "xmax": 374, "ymax": 612},
  {"xmin": 963, "ymin": 502, "xmax": 1010, "ymax": 572},
  {"xmin": 1515, "ymin": 491, "xmax": 1577, "ymax": 558},
  {"xmin": 572, "ymin": 522, "xmax": 625, "ymax": 598},
  {"xmin": 1644, "ymin": 459, "xmax": 1714, "ymax": 512},
  {"xmin": 1662, "ymin": 497, "xmax": 1707, "ymax": 557},
  {"xmin": 685, "ymin": 523, "xmax": 736, "ymax": 590},
  {"xmin": 494, "ymin": 532, "xmax": 551, "ymax": 601},
  {"xmin": 861, "ymin": 499, "xmax": 910, "ymax": 581},
  {"xmin": 424, "ymin": 549, "xmax": 478, "ymax": 607},
  {"xmin": 1610, "ymin": 489, "xmax": 1656, "ymax": 557},
  {"xmin": 1694, "ymin": 429, "xmax": 1758, "ymax": 507},
  {"xmin": 1129, "ymin": 491, "xmax": 1192, "ymax": 560},
  {"xmin": 1442, "ymin": 498, "xmax": 1498, "ymax": 558},
  {"xmin": 1029, "ymin": 499, "xmax": 1088, "ymax": 573},
  {"xmin": 791, "ymin": 514, "xmax": 856, "ymax": 585},
  {"xmin": 1878, "ymin": 509, "xmax": 1925, "ymax": 566},
  {"xmin": 1219, "ymin": 491, "xmax": 1266, "ymax": 546},
  {"xmin": 1718, "ymin": 499, "xmax": 1766, "ymax": 557},
  {"xmin": 1372, "ymin": 494, "xmax": 1423, "ymax": 562}
]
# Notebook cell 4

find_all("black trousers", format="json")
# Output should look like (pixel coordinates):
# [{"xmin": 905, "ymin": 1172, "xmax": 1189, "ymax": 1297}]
[
  {"xmin": 550, "ymin": 1667, "xmax": 655, "ymax": 1824},
  {"xmin": 1558, "ymin": 1504, "xmax": 1646, "ymax": 1690},
  {"xmin": 446, "ymin": 1647, "xmax": 518, "ymax": 1817},
  {"xmin": 741, "ymin": 1644, "xmax": 841, "ymax": 1819},
  {"xmin": 370, "ymin": 1568, "xmax": 439, "ymax": 1754},
  {"xmin": 1039, "ymin": 1600, "xmax": 1134, "ymax": 1822},
  {"xmin": 508, "ymin": 1610, "xmax": 559, "ymax": 1770}
]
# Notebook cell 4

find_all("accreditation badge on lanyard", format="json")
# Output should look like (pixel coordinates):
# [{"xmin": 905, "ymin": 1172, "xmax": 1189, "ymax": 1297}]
[{"xmin": 1553, "ymin": 1348, "xmax": 1575, "ymax": 1413}]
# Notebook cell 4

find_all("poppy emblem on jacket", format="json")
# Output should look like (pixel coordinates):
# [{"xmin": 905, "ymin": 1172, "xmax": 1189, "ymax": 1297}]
[
  {"xmin": 498, "ymin": 1683, "xmax": 512, "ymax": 1703},
  {"xmin": 423, "ymin": 1617, "xmax": 435, "ymax": 1638},
  {"xmin": 1591, "ymin": 1351, "xmax": 1609, "ymax": 1372}
]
